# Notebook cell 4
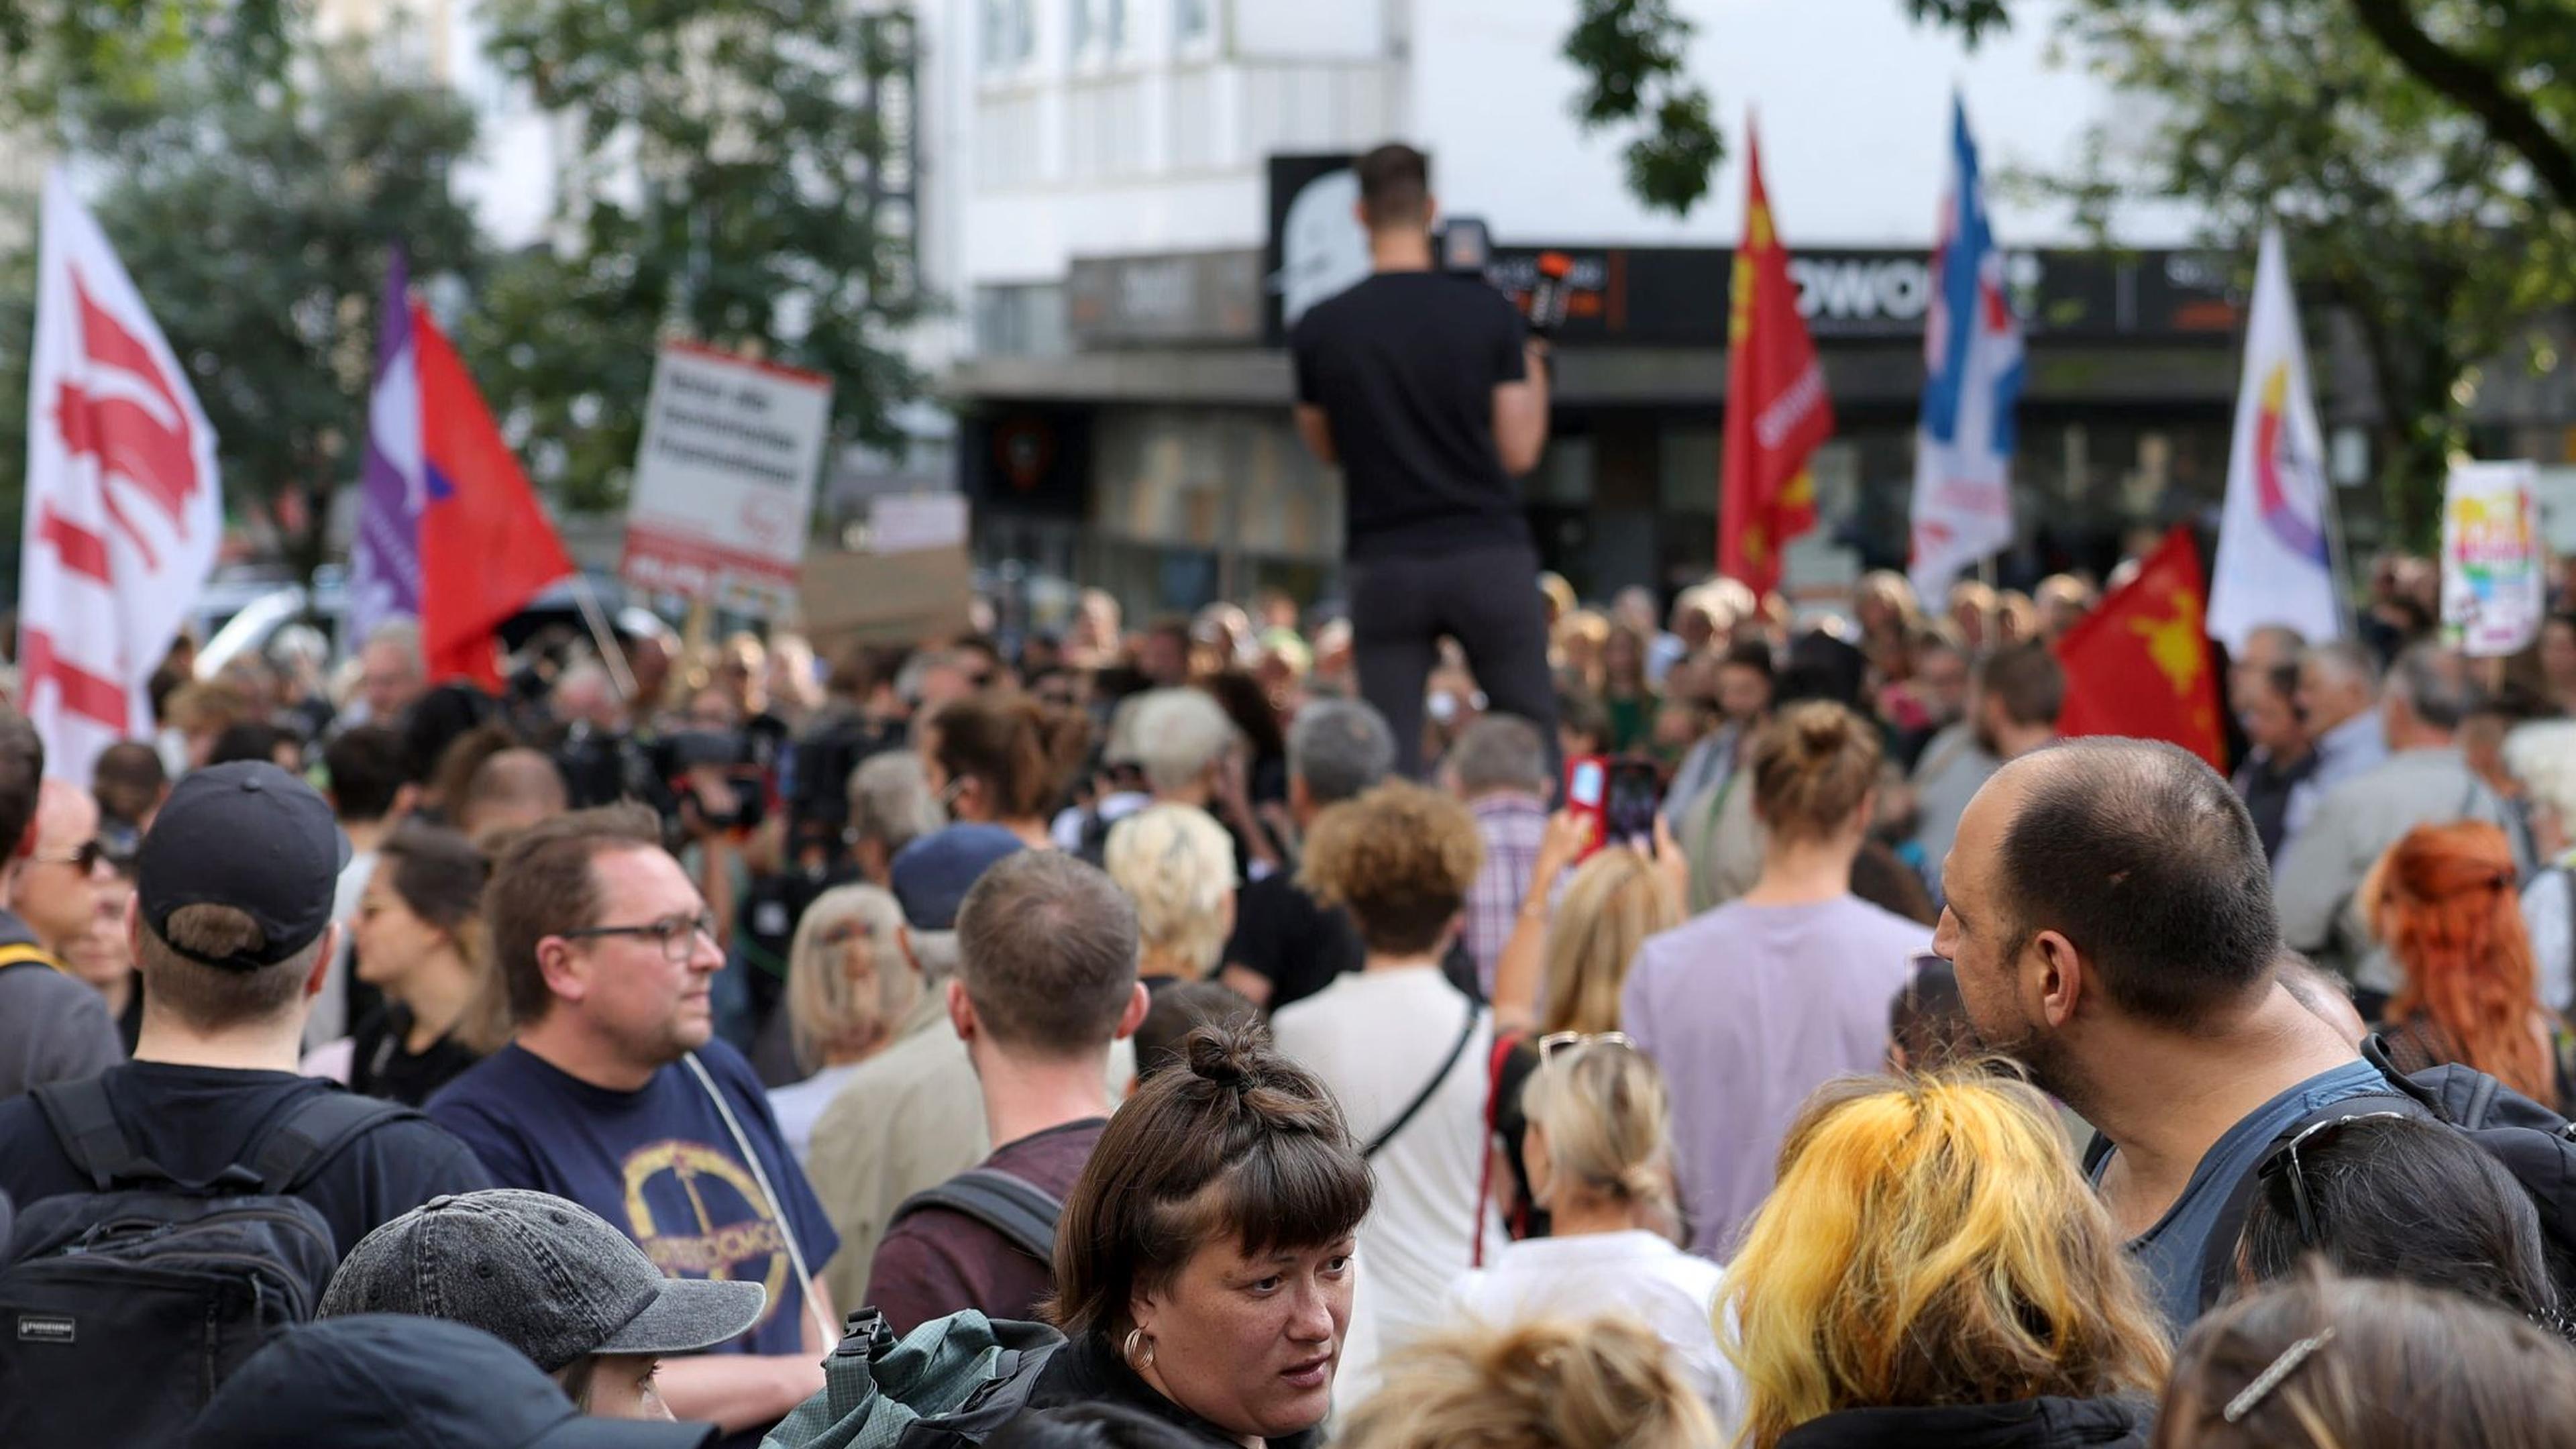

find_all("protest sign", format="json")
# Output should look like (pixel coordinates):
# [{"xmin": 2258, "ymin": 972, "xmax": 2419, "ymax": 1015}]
[
  {"xmin": 621, "ymin": 341, "xmax": 833, "ymax": 616},
  {"xmin": 2440, "ymin": 459, "xmax": 2544, "ymax": 657}
]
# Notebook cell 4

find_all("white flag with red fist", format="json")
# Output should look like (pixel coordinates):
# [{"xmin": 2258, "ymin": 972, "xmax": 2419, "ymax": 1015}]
[{"xmin": 19, "ymin": 168, "xmax": 223, "ymax": 784}]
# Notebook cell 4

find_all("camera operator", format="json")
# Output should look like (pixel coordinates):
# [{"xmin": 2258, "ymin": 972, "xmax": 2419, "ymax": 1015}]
[{"xmin": 1291, "ymin": 142, "xmax": 1556, "ymax": 778}]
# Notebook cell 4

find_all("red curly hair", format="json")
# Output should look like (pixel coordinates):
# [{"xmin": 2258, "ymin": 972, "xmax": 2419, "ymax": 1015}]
[{"xmin": 2367, "ymin": 821, "xmax": 2548, "ymax": 1100}]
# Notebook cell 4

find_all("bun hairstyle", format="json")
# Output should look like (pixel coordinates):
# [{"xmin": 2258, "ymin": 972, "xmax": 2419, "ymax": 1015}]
[
  {"xmin": 375, "ymin": 819, "xmax": 511, "ymax": 1056},
  {"xmin": 1044, "ymin": 1022, "xmax": 1373, "ymax": 1342},
  {"xmin": 1338, "ymin": 1316, "xmax": 1717, "ymax": 1449},
  {"xmin": 1521, "ymin": 1040, "xmax": 1681, "ymax": 1236},
  {"xmin": 928, "ymin": 695, "xmax": 1093, "ymax": 821},
  {"xmin": 1748, "ymin": 700, "xmax": 1881, "ymax": 845}
]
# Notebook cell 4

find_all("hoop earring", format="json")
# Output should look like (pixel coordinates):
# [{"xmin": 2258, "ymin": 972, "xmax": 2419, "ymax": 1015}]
[{"xmin": 1124, "ymin": 1327, "xmax": 1155, "ymax": 1371}]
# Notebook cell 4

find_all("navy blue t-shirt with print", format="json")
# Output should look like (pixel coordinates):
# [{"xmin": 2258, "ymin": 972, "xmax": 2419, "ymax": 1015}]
[{"xmin": 429, "ymin": 1038, "xmax": 839, "ymax": 1442}]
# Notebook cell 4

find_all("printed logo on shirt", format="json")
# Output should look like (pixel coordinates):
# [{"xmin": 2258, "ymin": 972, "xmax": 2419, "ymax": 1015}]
[
  {"xmin": 16, "ymin": 1315, "xmax": 75, "ymax": 1344},
  {"xmin": 621, "ymin": 1138, "xmax": 790, "ymax": 1328}
]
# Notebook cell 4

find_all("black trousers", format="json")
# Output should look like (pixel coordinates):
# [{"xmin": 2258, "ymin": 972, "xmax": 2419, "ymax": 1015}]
[{"xmin": 1350, "ymin": 543, "xmax": 1558, "ymax": 779}]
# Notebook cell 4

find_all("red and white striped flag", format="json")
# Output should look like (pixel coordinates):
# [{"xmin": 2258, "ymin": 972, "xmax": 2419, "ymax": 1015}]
[{"xmin": 21, "ymin": 168, "xmax": 222, "ymax": 784}]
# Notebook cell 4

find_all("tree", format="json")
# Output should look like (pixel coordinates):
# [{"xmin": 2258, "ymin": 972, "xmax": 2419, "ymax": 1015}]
[
  {"xmin": 0, "ymin": 50, "xmax": 488, "ymax": 583},
  {"xmin": 471, "ymin": 0, "xmax": 924, "ymax": 514},
  {"xmin": 0, "ymin": 0, "xmax": 300, "ymax": 144}
]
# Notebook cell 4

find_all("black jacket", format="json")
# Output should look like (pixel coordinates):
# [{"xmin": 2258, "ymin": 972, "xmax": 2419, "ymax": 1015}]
[
  {"xmin": 1016, "ymin": 1331, "xmax": 1327, "ymax": 1449},
  {"xmin": 1778, "ymin": 1396, "xmax": 2155, "ymax": 1449}
]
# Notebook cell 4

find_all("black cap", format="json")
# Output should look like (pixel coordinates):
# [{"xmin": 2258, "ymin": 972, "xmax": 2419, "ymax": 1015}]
[
  {"xmin": 184, "ymin": 1314, "xmax": 718, "ymax": 1449},
  {"xmin": 137, "ymin": 760, "xmax": 350, "ymax": 969}
]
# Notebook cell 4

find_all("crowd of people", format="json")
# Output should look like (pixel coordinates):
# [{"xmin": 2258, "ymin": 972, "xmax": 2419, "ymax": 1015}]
[{"xmin": 3, "ymin": 537, "xmax": 2576, "ymax": 1448}]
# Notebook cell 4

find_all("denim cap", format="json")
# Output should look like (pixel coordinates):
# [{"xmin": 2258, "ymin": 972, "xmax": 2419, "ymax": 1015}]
[
  {"xmin": 317, "ymin": 1189, "xmax": 765, "ymax": 1373},
  {"xmin": 183, "ymin": 1314, "xmax": 718, "ymax": 1449},
  {"xmin": 888, "ymin": 823, "xmax": 1025, "ymax": 930}
]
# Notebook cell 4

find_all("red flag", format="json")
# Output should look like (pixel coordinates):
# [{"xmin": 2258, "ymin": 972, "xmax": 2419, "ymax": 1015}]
[
  {"xmin": 413, "ymin": 301, "xmax": 572, "ymax": 689},
  {"xmin": 1720, "ymin": 122, "xmax": 1833, "ymax": 598},
  {"xmin": 2053, "ymin": 525, "xmax": 2225, "ymax": 767}
]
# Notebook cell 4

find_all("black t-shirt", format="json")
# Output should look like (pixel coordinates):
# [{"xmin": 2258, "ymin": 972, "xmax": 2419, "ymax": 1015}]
[
  {"xmin": 0, "ymin": 1061, "xmax": 494, "ymax": 1256},
  {"xmin": 1290, "ymin": 270, "xmax": 1532, "ymax": 560},
  {"xmin": 1222, "ymin": 874, "xmax": 1364, "ymax": 1014},
  {"xmin": 349, "ymin": 1004, "xmax": 485, "ymax": 1108}
]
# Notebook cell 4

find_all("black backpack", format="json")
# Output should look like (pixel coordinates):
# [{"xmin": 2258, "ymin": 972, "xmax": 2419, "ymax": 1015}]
[
  {"xmin": 2187, "ymin": 1034, "xmax": 2576, "ymax": 1313},
  {"xmin": 890, "ymin": 1168, "xmax": 1065, "ymax": 1266},
  {"xmin": 0, "ymin": 1077, "xmax": 419, "ymax": 1446}
]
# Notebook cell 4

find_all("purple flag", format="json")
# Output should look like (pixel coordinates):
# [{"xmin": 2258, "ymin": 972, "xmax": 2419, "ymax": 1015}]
[{"xmin": 347, "ymin": 246, "xmax": 423, "ymax": 653}]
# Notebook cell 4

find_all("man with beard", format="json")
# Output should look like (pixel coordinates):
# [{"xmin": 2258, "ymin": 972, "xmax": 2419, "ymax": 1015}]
[
  {"xmin": 1910, "ymin": 641, "xmax": 2061, "ymax": 900},
  {"xmin": 1932, "ymin": 737, "xmax": 2385, "ymax": 1327}
]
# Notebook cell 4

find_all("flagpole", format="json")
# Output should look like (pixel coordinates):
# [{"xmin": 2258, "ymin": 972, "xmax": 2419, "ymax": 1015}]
[
  {"xmin": 2318, "ymin": 449, "xmax": 2360, "ymax": 642},
  {"xmin": 567, "ymin": 572, "xmax": 641, "ymax": 703}
]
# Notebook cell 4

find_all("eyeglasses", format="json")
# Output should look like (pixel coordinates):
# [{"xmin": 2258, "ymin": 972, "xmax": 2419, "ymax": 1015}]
[
  {"xmin": 32, "ymin": 840, "xmax": 103, "ymax": 872},
  {"xmin": 2255, "ymin": 1112, "xmax": 2414, "ymax": 1246},
  {"xmin": 1537, "ymin": 1030, "xmax": 1636, "ymax": 1065},
  {"xmin": 560, "ymin": 910, "xmax": 721, "ymax": 964}
]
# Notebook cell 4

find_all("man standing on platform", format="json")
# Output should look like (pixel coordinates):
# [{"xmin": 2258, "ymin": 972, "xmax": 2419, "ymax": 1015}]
[{"xmin": 1291, "ymin": 143, "xmax": 1556, "ymax": 777}]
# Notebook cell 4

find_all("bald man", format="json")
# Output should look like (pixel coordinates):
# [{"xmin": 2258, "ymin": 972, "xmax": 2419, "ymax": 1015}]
[
  {"xmin": 455, "ymin": 749, "xmax": 570, "ymax": 843},
  {"xmin": 10, "ymin": 780, "xmax": 102, "ymax": 959},
  {"xmin": 1934, "ymin": 737, "xmax": 2389, "ymax": 1326}
]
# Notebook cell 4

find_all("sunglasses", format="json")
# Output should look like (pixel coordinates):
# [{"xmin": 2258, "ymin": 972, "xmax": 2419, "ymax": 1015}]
[
  {"xmin": 2255, "ymin": 1112, "xmax": 2414, "ymax": 1246},
  {"xmin": 33, "ymin": 839, "xmax": 104, "ymax": 873},
  {"xmin": 1537, "ymin": 1030, "xmax": 1636, "ymax": 1065}
]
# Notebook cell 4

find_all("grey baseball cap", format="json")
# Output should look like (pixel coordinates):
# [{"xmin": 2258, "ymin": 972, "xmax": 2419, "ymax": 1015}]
[{"xmin": 318, "ymin": 1190, "xmax": 766, "ymax": 1373}]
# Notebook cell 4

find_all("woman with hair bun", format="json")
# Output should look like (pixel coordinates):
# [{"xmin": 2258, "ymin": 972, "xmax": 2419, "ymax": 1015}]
[
  {"xmin": 1014, "ymin": 1022, "xmax": 1372, "ymax": 1447},
  {"xmin": 1624, "ymin": 700, "xmax": 1931, "ymax": 1257},
  {"xmin": 1338, "ymin": 1316, "xmax": 1716, "ymax": 1449},
  {"xmin": 2365, "ymin": 820, "xmax": 2572, "ymax": 1108},
  {"xmin": 347, "ymin": 820, "xmax": 508, "ymax": 1106},
  {"xmin": 1443, "ymin": 1038, "xmax": 1738, "ymax": 1426}
]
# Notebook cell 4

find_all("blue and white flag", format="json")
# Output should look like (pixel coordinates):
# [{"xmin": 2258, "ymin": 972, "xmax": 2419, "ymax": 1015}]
[
  {"xmin": 347, "ymin": 246, "xmax": 423, "ymax": 659},
  {"xmin": 1908, "ymin": 99, "xmax": 2025, "ymax": 604}
]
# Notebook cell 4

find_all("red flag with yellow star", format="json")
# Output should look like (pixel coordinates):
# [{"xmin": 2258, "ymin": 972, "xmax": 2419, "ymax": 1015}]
[
  {"xmin": 1719, "ymin": 121, "xmax": 1833, "ymax": 597},
  {"xmin": 2053, "ymin": 525, "xmax": 2224, "ymax": 767}
]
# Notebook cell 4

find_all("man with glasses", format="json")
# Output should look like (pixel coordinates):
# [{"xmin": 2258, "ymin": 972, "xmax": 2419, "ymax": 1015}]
[
  {"xmin": 9, "ymin": 778, "xmax": 105, "ymax": 961},
  {"xmin": 428, "ymin": 804, "xmax": 839, "ymax": 1449}
]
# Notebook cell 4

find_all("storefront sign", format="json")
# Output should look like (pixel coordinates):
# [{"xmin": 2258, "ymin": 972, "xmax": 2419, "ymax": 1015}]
[{"xmin": 1068, "ymin": 251, "xmax": 1263, "ymax": 346}]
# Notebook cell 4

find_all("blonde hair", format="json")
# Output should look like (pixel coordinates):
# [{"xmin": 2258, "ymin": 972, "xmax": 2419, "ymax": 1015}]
[
  {"xmin": 1725, "ymin": 1071, "xmax": 2169, "ymax": 1449},
  {"xmin": 1340, "ymin": 1316, "xmax": 1715, "ymax": 1449},
  {"xmin": 1540, "ymin": 847, "xmax": 1682, "ymax": 1035},
  {"xmin": 1747, "ymin": 701, "xmax": 1882, "ymax": 845},
  {"xmin": 1104, "ymin": 803, "xmax": 1239, "ymax": 977},
  {"xmin": 1300, "ymin": 780, "xmax": 1485, "ymax": 957},
  {"xmin": 1523, "ymin": 1040, "xmax": 1680, "ymax": 1234},
  {"xmin": 784, "ymin": 885, "xmax": 908, "ymax": 1070}
]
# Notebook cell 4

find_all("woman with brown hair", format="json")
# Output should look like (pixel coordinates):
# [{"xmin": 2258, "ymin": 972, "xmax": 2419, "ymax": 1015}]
[
  {"xmin": 918, "ymin": 694, "xmax": 1091, "ymax": 851},
  {"xmin": 1625, "ymin": 700, "xmax": 1931, "ymax": 1257},
  {"xmin": 2156, "ymin": 1271, "xmax": 2576, "ymax": 1449},
  {"xmin": 1014, "ymin": 1023, "xmax": 1372, "ymax": 1448},
  {"xmin": 347, "ymin": 820, "xmax": 510, "ymax": 1106},
  {"xmin": 2365, "ymin": 820, "xmax": 2571, "ymax": 1108}
]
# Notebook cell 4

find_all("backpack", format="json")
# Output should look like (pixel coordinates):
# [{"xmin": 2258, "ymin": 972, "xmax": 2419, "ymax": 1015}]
[
  {"xmin": 0, "ymin": 1077, "xmax": 420, "ymax": 1446},
  {"xmin": 890, "ymin": 1169, "xmax": 1065, "ymax": 1266},
  {"xmin": 762, "ymin": 1308, "xmax": 1063, "ymax": 1449},
  {"xmin": 2185, "ymin": 1034, "xmax": 2576, "ymax": 1314}
]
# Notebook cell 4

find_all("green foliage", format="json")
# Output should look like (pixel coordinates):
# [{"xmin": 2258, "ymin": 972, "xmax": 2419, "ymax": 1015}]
[
  {"xmin": 2054, "ymin": 0, "xmax": 2576, "ymax": 548},
  {"xmin": 0, "ymin": 0, "xmax": 301, "ymax": 144},
  {"xmin": 472, "ymin": 0, "xmax": 925, "ymax": 514},
  {"xmin": 1561, "ymin": 0, "xmax": 1723, "ymax": 215},
  {"xmin": 0, "ymin": 50, "xmax": 487, "ymax": 576}
]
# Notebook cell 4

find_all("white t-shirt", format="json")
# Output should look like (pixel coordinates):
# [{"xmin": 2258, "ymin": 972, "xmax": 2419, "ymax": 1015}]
[
  {"xmin": 1271, "ymin": 966, "xmax": 1503, "ymax": 1366},
  {"xmin": 1445, "ymin": 1230, "xmax": 1742, "ymax": 1430},
  {"xmin": 303, "ymin": 849, "xmax": 377, "ymax": 1052},
  {"xmin": 767, "ymin": 1061, "xmax": 863, "ymax": 1170}
]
